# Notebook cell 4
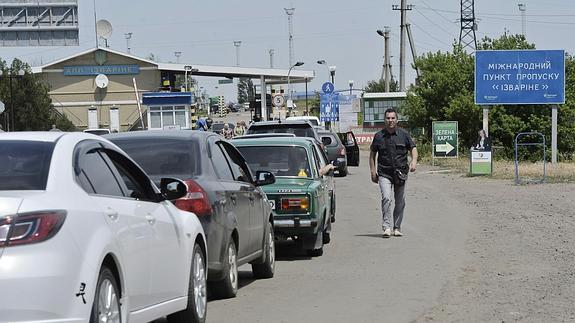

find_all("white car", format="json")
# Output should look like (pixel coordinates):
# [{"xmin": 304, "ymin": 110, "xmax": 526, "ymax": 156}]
[
  {"xmin": 0, "ymin": 132, "xmax": 207, "ymax": 323},
  {"xmin": 285, "ymin": 115, "xmax": 324, "ymax": 127}
]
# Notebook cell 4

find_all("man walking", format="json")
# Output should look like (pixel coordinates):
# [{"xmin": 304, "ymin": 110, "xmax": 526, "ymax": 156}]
[{"xmin": 369, "ymin": 108, "xmax": 418, "ymax": 238}]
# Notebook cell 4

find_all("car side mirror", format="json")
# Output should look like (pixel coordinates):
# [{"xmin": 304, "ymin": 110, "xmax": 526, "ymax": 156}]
[
  {"xmin": 254, "ymin": 171, "xmax": 275, "ymax": 186},
  {"xmin": 159, "ymin": 178, "xmax": 188, "ymax": 200}
]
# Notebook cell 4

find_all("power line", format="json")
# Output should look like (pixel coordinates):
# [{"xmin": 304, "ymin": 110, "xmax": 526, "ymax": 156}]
[
  {"xmin": 414, "ymin": 7, "xmax": 458, "ymax": 39},
  {"xmin": 417, "ymin": 0, "xmax": 457, "ymax": 24}
]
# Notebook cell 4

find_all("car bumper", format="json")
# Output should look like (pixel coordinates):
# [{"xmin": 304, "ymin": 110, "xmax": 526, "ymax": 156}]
[
  {"xmin": 0, "ymin": 242, "xmax": 89, "ymax": 322},
  {"xmin": 274, "ymin": 218, "xmax": 317, "ymax": 228}
]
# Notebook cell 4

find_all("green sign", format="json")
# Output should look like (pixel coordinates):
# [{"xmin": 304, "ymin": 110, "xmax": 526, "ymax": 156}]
[
  {"xmin": 432, "ymin": 121, "xmax": 458, "ymax": 158},
  {"xmin": 218, "ymin": 79, "xmax": 233, "ymax": 84}
]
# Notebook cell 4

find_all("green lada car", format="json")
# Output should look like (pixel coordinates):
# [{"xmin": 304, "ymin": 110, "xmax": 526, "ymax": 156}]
[{"xmin": 232, "ymin": 136, "xmax": 334, "ymax": 257}]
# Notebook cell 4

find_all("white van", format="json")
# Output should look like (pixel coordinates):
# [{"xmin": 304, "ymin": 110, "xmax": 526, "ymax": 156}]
[{"xmin": 286, "ymin": 116, "xmax": 324, "ymax": 127}]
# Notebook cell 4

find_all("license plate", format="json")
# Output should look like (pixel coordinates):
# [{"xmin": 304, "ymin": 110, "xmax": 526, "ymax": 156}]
[{"xmin": 269, "ymin": 200, "xmax": 276, "ymax": 210}]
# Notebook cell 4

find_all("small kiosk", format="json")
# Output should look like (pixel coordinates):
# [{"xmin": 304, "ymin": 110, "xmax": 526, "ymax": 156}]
[{"xmin": 142, "ymin": 92, "xmax": 193, "ymax": 130}]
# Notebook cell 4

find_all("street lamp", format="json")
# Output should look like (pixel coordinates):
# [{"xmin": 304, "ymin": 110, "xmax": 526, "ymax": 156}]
[
  {"xmin": 184, "ymin": 65, "xmax": 192, "ymax": 92},
  {"xmin": 287, "ymin": 61, "xmax": 304, "ymax": 111},
  {"xmin": 349, "ymin": 80, "xmax": 354, "ymax": 95},
  {"xmin": 0, "ymin": 68, "xmax": 25, "ymax": 132},
  {"xmin": 328, "ymin": 65, "xmax": 336, "ymax": 84}
]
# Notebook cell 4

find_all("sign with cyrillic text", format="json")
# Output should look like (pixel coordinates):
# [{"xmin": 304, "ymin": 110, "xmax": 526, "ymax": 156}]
[
  {"xmin": 432, "ymin": 121, "xmax": 458, "ymax": 158},
  {"xmin": 475, "ymin": 50, "xmax": 565, "ymax": 105}
]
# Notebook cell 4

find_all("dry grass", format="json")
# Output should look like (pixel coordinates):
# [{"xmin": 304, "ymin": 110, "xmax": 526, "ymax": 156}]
[{"xmin": 430, "ymin": 158, "xmax": 575, "ymax": 183}]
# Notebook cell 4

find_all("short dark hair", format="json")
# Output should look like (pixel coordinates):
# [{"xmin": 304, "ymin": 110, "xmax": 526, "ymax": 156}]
[{"xmin": 384, "ymin": 108, "xmax": 397, "ymax": 118}]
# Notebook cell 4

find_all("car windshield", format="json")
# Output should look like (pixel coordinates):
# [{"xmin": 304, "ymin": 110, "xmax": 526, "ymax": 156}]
[
  {"xmin": 110, "ymin": 138, "xmax": 200, "ymax": 180},
  {"xmin": 237, "ymin": 146, "xmax": 312, "ymax": 178},
  {"xmin": 0, "ymin": 141, "xmax": 54, "ymax": 190},
  {"xmin": 246, "ymin": 124, "xmax": 315, "ymax": 138}
]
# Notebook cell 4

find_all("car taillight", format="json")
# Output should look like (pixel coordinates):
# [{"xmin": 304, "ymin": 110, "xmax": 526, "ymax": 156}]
[
  {"xmin": 338, "ymin": 147, "xmax": 346, "ymax": 156},
  {"xmin": 0, "ymin": 210, "xmax": 66, "ymax": 247},
  {"xmin": 175, "ymin": 180, "xmax": 213, "ymax": 217},
  {"xmin": 281, "ymin": 197, "xmax": 309, "ymax": 211}
]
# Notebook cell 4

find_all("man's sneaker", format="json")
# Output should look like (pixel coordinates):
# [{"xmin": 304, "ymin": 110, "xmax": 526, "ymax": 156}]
[
  {"xmin": 393, "ymin": 229, "xmax": 403, "ymax": 237},
  {"xmin": 382, "ymin": 228, "xmax": 391, "ymax": 238}
]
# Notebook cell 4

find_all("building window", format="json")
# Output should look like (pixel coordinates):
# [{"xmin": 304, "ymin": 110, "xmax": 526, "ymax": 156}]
[{"xmin": 148, "ymin": 105, "xmax": 189, "ymax": 130}]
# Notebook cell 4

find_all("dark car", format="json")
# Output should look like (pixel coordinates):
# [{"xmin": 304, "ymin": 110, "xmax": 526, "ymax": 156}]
[
  {"xmin": 318, "ymin": 130, "xmax": 360, "ymax": 176},
  {"xmin": 246, "ymin": 120, "xmax": 322, "ymax": 144},
  {"xmin": 106, "ymin": 131, "xmax": 276, "ymax": 299},
  {"xmin": 317, "ymin": 130, "xmax": 348, "ymax": 176}
]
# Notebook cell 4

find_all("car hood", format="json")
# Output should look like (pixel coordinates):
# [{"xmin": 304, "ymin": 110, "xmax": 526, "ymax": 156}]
[
  {"xmin": 261, "ymin": 177, "xmax": 313, "ymax": 194},
  {"xmin": 0, "ymin": 196, "xmax": 24, "ymax": 260}
]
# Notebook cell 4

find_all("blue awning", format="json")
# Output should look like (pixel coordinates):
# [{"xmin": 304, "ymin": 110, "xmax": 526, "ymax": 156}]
[{"xmin": 142, "ymin": 92, "xmax": 193, "ymax": 105}]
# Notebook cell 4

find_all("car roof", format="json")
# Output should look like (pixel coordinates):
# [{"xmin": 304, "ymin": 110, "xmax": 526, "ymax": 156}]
[
  {"xmin": 232, "ymin": 133, "xmax": 296, "ymax": 140},
  {"xmin": 231, "ymin": 136, "xmax": 315, "ymax": 147},
  {"xmin": 0, "ymin": 131, "xmax": 68, "ymax": 142},
  {"xmin": 105, "ymin": 130, "xmax": 214, "ymax": 141},
  {"xmin": 248, "ymin": 120, "xmax": 312, "ymax": 127}
]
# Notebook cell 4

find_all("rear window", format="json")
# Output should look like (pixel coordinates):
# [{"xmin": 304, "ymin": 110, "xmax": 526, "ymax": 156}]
[
  {"xmin": 247, "ymin": 124, "xmax": 315, "ymax": 138},
  {"xmin": 0, "ymin": 141, "xmax": 54, "ymax": 190},
  {"xmin": 321, "ymin": 134, "xmax": 339, "ymax": 147},
  {"xmin": 237, "ymin": 146, "xmax": 312, "ymax": 178},
  {"xmin": 110, "ymin": 138, "xmax": 200, "ymax": 180}
]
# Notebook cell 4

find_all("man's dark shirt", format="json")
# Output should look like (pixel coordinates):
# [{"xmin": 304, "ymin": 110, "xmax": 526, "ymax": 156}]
[{"xmin": 370, "ymin": 128, "xmax": 415, "ymax": 179}]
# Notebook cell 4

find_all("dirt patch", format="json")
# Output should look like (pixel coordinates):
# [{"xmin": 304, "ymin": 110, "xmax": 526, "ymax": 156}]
[{"xmin": 415, "ymin": 172, "xmax": 575, "ymax": 323}]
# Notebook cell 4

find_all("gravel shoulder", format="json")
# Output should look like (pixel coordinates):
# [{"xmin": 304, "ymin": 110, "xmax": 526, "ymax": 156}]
[{"xmin": 415, "ymin": 169, "xmax": 575, "ymax": 323}]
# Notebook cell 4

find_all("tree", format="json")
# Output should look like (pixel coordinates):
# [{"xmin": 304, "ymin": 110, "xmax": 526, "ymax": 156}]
[
  {"xmin": 0, "ymin": 58, "xmax": 76, "ymax": 131},
  {"xmin": 363, "ymin": 77, "xmax": 399, "ymax": 93},
  {"xmin": 402, "ymin": 34, "xmax": 575, "ymax": 159},
  {"xmin": 237, "ymin": 78, "xmax": 254, "ymax": 103}
]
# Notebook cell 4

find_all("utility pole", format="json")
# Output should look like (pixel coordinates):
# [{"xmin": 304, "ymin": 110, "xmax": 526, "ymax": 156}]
[
  {"xmin": 284, "ymin": 7, "xmax": 295, "ymax": 98},
  {"xmin": 392, "ymin": 0, "xmax": 412, "ymax": 92},
  {"xmin": 233, "ymin": 40, "xmax": 242, "ymax": 67},
  {"xmin": 383, "ymin": 27, "xmax": 391, "ymax": 92},
  {"xmin": 405, "ymin": 23, "xmax": 420, "ymax": 79},
  {"xmin": 284, "ymin": 7, "xmax": 295, "ymax": 68},
  {"xmin": 269, "ymin": 49, "xmax": 275, "ymax": 68},
  {"xmin": 459, "ymin": 0, "xmax": 478, "ymax": 51},
  {"xmin": 124, "ymin": 32, "xmax": 132, "ymax": 54},
  {"xmin": 518, "ymin": 3, "xmax": 526, "ymax": 37}
]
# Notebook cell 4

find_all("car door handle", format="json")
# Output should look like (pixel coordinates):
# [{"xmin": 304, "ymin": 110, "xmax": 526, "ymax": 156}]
[
  {"xmin": 145, "ymin": 215, "xmax": 156, "ymax": 225},
  {"xmin": 105, "ymin": 209, "xmax": 118, "ymax": 221}
]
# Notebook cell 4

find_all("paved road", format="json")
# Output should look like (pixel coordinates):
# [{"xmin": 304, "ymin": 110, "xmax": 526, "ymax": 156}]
[{"xmin": 201, "ymin": 151, "xmax": 474, "ymax": 323}]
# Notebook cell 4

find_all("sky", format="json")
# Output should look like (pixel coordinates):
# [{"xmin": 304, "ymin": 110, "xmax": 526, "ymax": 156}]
[{"xmin": 2, "ymin": 0, "xmax": 575, "ymax": 101}]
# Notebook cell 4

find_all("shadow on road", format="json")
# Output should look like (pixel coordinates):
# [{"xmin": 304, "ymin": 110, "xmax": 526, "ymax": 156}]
[
  {"xmin": 355, "ymin": 233, "xmax": 384, "ymax": 239},
  {"xmin": 274, "ymin": 240, "xmax": 313, "ymax": 261}
]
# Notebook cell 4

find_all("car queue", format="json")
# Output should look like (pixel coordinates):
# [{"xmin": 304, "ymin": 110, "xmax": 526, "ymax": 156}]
[{"xmin": 0, "ymin": 120, "xmax": 359, "ymax": 323}]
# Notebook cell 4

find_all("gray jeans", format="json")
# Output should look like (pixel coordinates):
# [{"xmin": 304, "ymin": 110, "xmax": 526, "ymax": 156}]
[{"xmin": 378, "ymin": 176, "xmax": 406, "ymax": 230}]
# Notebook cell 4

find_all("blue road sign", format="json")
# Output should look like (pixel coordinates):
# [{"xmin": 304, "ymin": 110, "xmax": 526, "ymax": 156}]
[
  {"xmin": 475, "ymin": 50, "xmax": 565, "ymax": 105},
  {"xmin": 320, "ymin": 93, "xmax": 339, "ymax": 122},
  {"xmin": 322, "ymin": 82, "xmax": 335, "ymax": 94}
]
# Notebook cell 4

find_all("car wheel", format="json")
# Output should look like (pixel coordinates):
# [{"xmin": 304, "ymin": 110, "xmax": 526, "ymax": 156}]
[
  {"xmin": 336, "ymin": 167, "xmax": 348, "ymax": 177},
  {"xmin": 90, "ymin": 266, "xmax": 121, "ymax": 323},
  {"xmin": 306, "ymin": 231, "xmax": 324, "ymax": 257},
  {"xmin": 322, "ymin": 231, "xmax": 331, "ymax": 244},
  {"xmin": 212, "ymin": 239, "xmax": 238, "ymax": 299},
  {"xmin": 252, "ymin": 221, "xmax": 275, "ymax": 279},
  {"xmin": 167, "ymin": 243, "xmax": 207, "ymax": 323}
]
